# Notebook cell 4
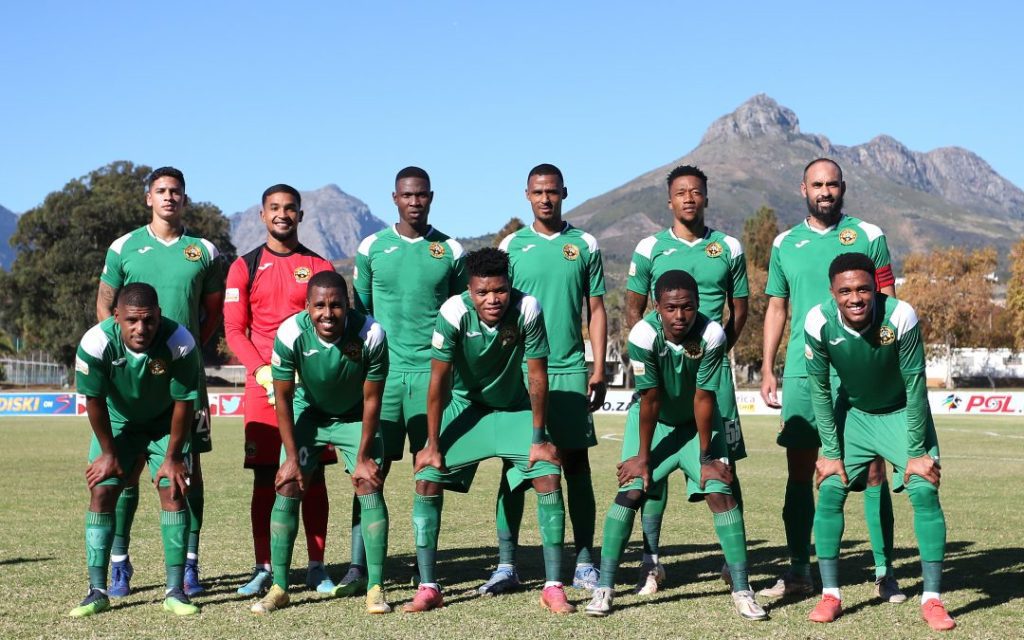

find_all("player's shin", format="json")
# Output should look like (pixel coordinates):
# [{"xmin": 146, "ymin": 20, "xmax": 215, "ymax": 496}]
[
  {"xmin": 598, "ymin": 495, "xmax": 640, "ymax": 589},
  {"xmin": 784, "ymin": 480, "xmax": 815, "ymax": 577},
  {"xmin": 160, "ymin": 509, "xmax": 189, "ymax": 591},
  {"xmin": 565, "ymin": 472, "xmax": 596, "ymax": 566},
  {"xmin": 301, "ymin": 476, "xmax": 329, "ymax": 564},
  {"xmin": 813, "ymin": 478, "xmax": 849, "ymax": 592},
  {"xmin": 496, "ymin": 469, "xmax": 524, "ymax": 566},
  {"xmin": 536, "ymin": 489, "xmax": 566, "ymax": 584},
  {"xmin": 186, "ymin": 478, "xmax": 203, "ymax": 559},
  {"xmin": 112, "ymin": 486, "xmax": 138, "ymax": 559},
  {"xmin": 712, "ymin": 504, "xmax": 750, "ymax": 592},
  {"xmin": 863, "ymin": 480, "xmax": 895, "ymax": 579},
  {"xmin": 640, "ymin": 480, "xmax": 667, "ymax": 563},
  {"xmin": 412, "ymin": 492, "xmax": 442, "ymax": 585},
  {"xmin": 906, "ymin": 478, "xmax": 946, "ymax": 596},
  {"xmin": 358, "ymin": 492, "xmax": 389, "ymax": 588},
  {"xmin": 270, "ymin": 495, "xmax": 300, "ymax": 590},
  {"xmin": 85, "ymin": 511, "xmax": 115, "ymax": 589}
]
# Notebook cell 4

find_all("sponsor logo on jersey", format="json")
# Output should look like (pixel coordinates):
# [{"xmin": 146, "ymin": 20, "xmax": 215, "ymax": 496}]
[
  {"xmin": 794, "ymin": 239, "xmax": 810, "ymax": 248},
  {"xmin": 384, "ymin": 246, "xmax": 399, "ymax": 254},
  {"xmin": 225, "ymin": 287, "xmax": 240, "ymax": 303},
  {"xmin": 302, "ymin": 348, "xmax": 319, "ymax": 356},
  {"xmin": 465, "ymin": 330, "xmax": 482, "ymax": 338},
  {"xmin": 662, "ymin": 248, "xmax": 678, "ymax": 256},
  {"xmin": 500, "ymin": 324, "xmax": 518, "ymax": 346},
  {"xmin": 342, "ymin": 340, "xmax": 362, "ymax": 361},
  {"xmin": 431, "ymin": 331, "xmax": 445, "ymax": 349},
  {"xmin": 628, "ymin": 262, "xmax": 637, "ymax": 276},
  {"xmin": 631, "ymin": 361, "xmax": 646, "ymax": 376},
  {"xmin": 111, "ymin": 358, "xmax": 127, "ymax": 367},
  {"xmin": 682, "ymin": 339, "xmax": 704, "ymax": 359},
  {"xmin": 829, "ymin": 337, "xmax": 846, "ymax": 345},
  {"xmin": 429, "ymin": 242, "xmax": 446, "ymax": 258},
  {"xmin": 293, "ymin": 266, "xmax": 312, "ymax": 283},
  {"xmin": 137, "ymin": 246, "xmax": 154, "ymax": 254},
  {"xmin": 148, "ymin": 358, "xmax": 167, "ymax": 375},
  {"xmin": 521, "ymin": 244, "xmax": 536, "ymax": 252},
  {"xmin": 705, "ymin": 241, "xmax": 723, "ymax": 258},
  {"xmin": 75, "ymin": 356, "xmax": 89, "ymax": 375},
  {"xmin": 183, "ymin": 244, "xmax": 203, "ymax": 262},
  {"xmin": 271, "ymin": 351, "xmax": 282, "ymax": 366},
  {"xmin": 245, "ymin": 440, "xmax": 258, "ymax": 458},
  {"xmin": 805, "ymin": 344, "xmax": 814, "ymax": 360},
  {"xmin": 562, "ymin": 244, "xmax": 580, "ymax": 261},
  {"xmin": 838, "ymin": 229, "xmax": 858, "ymax": 245},
  {"xmin": 878, "ymin": 325, "xmax": 896, "ymax": 345},
  {"xmin": 258, "ymin": 262, "xmax": 273, "ymax": 271}
]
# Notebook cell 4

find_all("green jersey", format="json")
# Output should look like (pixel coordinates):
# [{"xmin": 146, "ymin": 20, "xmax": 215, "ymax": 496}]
[
  {"xmin": 271, "ymin": 309, "xmax": 389, "ymax": 421},
  {"xmin": 431, "ymin": 289, "xmax": 549, "ymax": 410},
  {"xmin": 765, "ymin": 215, "xmax": 891, "ymax": 377},
  {"xmin": 353, "ymin": 226, "xmax": 467, "ymax": 373},
  {"xmin": 627, "ymin": 228, "xmax": 748, "ymax": 325},
  {"xmin": 627, "ymin": 311, "xmax": 726, "ymax": 426},
  {"xmin": 75, "ymin": 317, "xmax": 200, "ymax": 424},
  {"xmin": 805, "ymin": 294, "xmax": 929, "ymax": 458},
  {"xmin": 498, "ymin": 222, "xmax": 606, "ymax": 371},
  {"xmin": 100, "ymin": 225, "xmax": 223, "ymax": 341}
]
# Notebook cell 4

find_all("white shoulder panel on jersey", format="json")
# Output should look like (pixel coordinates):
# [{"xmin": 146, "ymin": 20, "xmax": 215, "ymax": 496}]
[
  {"xmin": 890, "ymin": 300, "xmax": 920, "ymax": 339},
  {"xmin": 80, "ymin": 323, "xmax": 111, "ymax": 359},
  {"xmin": 276, "ymin": 313, "xmax": 304, "ymax": 350},
  {"xmin": 772, "ymin": 228, "xmax": 794, "ymax": 249},
  {"xmin": 702, "ymin": 319, "xmax": 727, "ymax": 351},
  {"xmin": 517, "ymin": 294, "xmax": 543, "ymax": 324},
  {"xmin": 722, "ymin": 234, "xmax": 744, "ymax": 258},
  {"xmin": 109, "ymin": 232, "xmax": 133, "ymax": 255},
  {"xmin": 634, "ymin": 235, "xmax": 658, "ymax": 259},
  {"xmin": 359, "ymin": 314, "xmax": 387, "ymax": 350},
  {"xmin": 580, "ymin": 231, "xmax": 600, "ymax": 254},
  {"xmin": 804, "ymin": 304, "xmax": 828, "ymax": 341},
  {"xmin": 439, "ymin": 295, "xmax": 469, "ymax": 328},
  {"xmin": 166, "ymin": 324, "xmax": 198, "ymax": 360},
  {"xmin": 357, "ymin": 233, "xmax": 379, "ymax": 257},
  {"xmin": 628, "ymin": 320, "xmax": 658, "ymax": 351},
  {"xmin": 856, "ymin": 220, "xmax": 885, "ymax": 242},
  {"xmin": 199, "ymin": 238, "xmax": 220, "ymax": 260},
  {"xmin": 445, "ymin": 238, "xmax": 465, "ymax": 260},
  {"xmin": 497, "ymin": 232, "xmax": 517, "ymax": 253}
]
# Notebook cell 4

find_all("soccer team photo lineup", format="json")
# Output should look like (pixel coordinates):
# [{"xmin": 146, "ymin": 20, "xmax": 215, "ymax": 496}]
[{"xmin": 53, "ymin": 158, "xmax": 963, "ymax": 632}]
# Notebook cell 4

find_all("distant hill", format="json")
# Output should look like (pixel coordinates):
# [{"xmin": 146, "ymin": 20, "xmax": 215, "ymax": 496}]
[
  {"xmin": 229, "ymin": 184, "xmax": 386, "ymax": 259},
  {"xmin": 567, "ymin": 94, "xmax": 1024, "ymax": 285},
  {"xmin": 0, "ymin": 204, "xmax": 18, "ymax": 269}
]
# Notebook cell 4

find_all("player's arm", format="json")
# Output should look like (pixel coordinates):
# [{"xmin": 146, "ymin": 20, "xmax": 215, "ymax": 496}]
[
  {"xmin": 625, "ymin": 291, "xmax": 648, "ymax": 328},
  {"xmin": 273, "ymin": 377, "xmax": 303, "ymax": 490},
  {"xmin": 83, "ymin": 396, "xmax": 122, "ymax": 488},
  {"xmin": 417, "ymin": 358, "xmax": 451, "ymax": 473},
  {"xmin": 625, "ymin": 246, "xmax": 653, "ymax": 328},
  {"xmin": 527, "ymin": 355, "xmax": 559, "ymax": 467},
  {"xmin": 616, "ymin": 386, "xmax": 657, "ymax": 490},
  {"xmin": 724, "ymin": 296, "xmax": 748, "ymax": 351},
  {"xmin": 222, "ymin": 259, "xmax": 265, "ymax": 373},
  {"xmin": 353, "ymin": 249, "xmax": 373, "ymax": 314},
  {"xmin": 760, "ymin": 295, "xmax": 788, "ymax": 407},
  {"xmin": 725, "ymin": 242, "xmax": 750, "ymax": 351},
  {"xmin": 96, "ymin": 282, "xmax": 118, "ymax": 321},
  {"xmin": 352, "ymin": 378, "xmax": 385, "ymax": 490},
  {"xmin": 155, "ymin": 399, "xmax": 194, "ymax": 500},
  {"xmin": 198, "ymin": 291, "xmax": 224, "ymax": 346},
  {"xmin": 897, "ymin": 313, "xmax": 940, "ymax": 486},
  {"xmin": 695, "ymin": 387, "xmax": 732, "ymax": 488},
  {"xmin": 586, "ymin": 294, "xmax": 608, "ymax": 411},
  {"xmin": 804, "ymin": 312, "xmax": 848, "ymax": 486}
]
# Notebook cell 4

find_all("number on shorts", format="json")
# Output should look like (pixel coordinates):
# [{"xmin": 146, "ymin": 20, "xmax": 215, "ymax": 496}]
[
  {"xmin": 298, "ymin": 447, "xmax": 309, "ymax": 467},
  {"xmin": 724, "ymin": 419, "xmax": 741, "ymax": 446},
  {"xmin": 193, "ymin": 408, "xmax": 210, "ymax": 434}
]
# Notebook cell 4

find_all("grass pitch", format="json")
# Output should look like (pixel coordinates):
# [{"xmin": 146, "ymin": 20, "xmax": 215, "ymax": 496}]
[{"xmin": 0, "ymin": 414, "xmax": 1021, "ymax": 639}]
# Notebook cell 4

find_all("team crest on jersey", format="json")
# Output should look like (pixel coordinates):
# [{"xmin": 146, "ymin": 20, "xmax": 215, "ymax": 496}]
[
  {"xmin": 838, "ymin": 229, "xmax": 858, "ymax": 246},
  {"xmin": 245, "ymin": 440, "xmax": 258, "ymax": 458},
  {"xmin": 293, "ymin": 266, "xmax": 312, "ymax": 283},
  {"xmin": 500, "ymin": 324, "xmax": 518, "ymax": 347},
  {"xmin": 183, "ymin": 244, "xmax": 203, "ymax": 262},
  {"xmin": 682, "ymin": 340, "xmax": 704, "ymax": 359},
  {"xmin": 342, "ymin": 340, "xmax": 363, "ymax": 361},
  {"xmin": 148, "ymin": 358, "xmax": 167, "ymax": 375},
  {"xmin": 705, "ymin": 241, "xmax": 723, "ymax": 258},
  {"xmin": 429, "ymin": 242, "xmax": 446, "ymax": 259},
  {"xmin": 878, "ymin": 325, "xmax": 896, "ymax": 346},
  {"xmin": 562, "ymin": 244, "xmax": 580, "ymax": 261}
]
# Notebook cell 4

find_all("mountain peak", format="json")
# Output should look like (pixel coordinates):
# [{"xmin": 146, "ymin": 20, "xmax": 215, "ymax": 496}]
[{"xmin": 700, "ymin": 94, "xmax": 800, "ymax": 145}]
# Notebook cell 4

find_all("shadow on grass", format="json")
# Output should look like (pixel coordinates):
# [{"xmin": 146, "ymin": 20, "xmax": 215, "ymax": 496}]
[{"xmin": 0, "ymin": 555, "xmax": 54, "ymax": 566}]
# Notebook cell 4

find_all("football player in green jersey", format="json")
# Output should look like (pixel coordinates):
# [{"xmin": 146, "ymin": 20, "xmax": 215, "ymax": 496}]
[
  {"xmin": 403, "ymin": 248, "xmax": 574, "ymax": 614},
  {"xmin": 349, "ymin": 166, "xmax": 466, "ymax": 593},
  {"xmin": 585, "ymin": 270, "xmax": 766, "ymax": 621},
  {"xmin": 803, "ymin": 253, "xmax": 953, "ymax": 631},
  {"xmin": 625, "ymin": 165, "xmax": 749, "ymax": 594},
  {"xmin": 759, "ymin": 159, "xmax": 902, "ymax": 601},
  {"xmin": 488, "ymin": 164, "xmax": 607, "ymax": 593},
  {"xmin": 95, "ymin": 167, "xmax": 224, "ymax": 597},
  {"xmin": 250, "ymin": 271, "xmax": 393, "ymax": 615},
  {"xmin": 69, "ymin": 283, "xmax": 201, "ymax": 618}
]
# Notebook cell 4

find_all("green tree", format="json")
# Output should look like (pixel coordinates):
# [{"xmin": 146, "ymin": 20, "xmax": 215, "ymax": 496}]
[
  {"xmin": 742, "ymin": 205, "xmax": 778, "ymax": 271},
  {"xmin": 0, "ymin": 161, "xmax": 235, "ymax": 366},
  {"xmin": 732, "ymin": 206, "xmax": 781, "ymax": 375},
  {"xmin": 491, "ymin": 217, "xmax": 525, "ymax": 246},
  {"xmin": 1006, "ymin": 239, "xmax": 1024, "ymax": 350}
]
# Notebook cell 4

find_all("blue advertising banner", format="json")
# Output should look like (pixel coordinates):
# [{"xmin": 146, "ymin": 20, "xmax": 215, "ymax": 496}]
[{"xmin": 0, "ymin": 393, "xmax": 78, "ymax": 416}]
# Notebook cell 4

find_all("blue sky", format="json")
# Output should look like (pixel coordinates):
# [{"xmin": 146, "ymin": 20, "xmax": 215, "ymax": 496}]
[{"xmin": 2, "ymin": 1, "xmax": 1021, "ymax": 237}]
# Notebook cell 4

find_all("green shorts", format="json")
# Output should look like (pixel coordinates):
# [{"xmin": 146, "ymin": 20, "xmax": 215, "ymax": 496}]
[
  {"xmin": 380, "ymin": 370, "xmax": 429, "ymax": 460},
  {"xmin": 714, "ymin": 358, "xmax": 746, "ymax": 461},
  {"xmin": 285, "ymin": 405, "xmax": 384, "ymax": 475},
  {"xmin": 415, "ymin": 394, "xmax": 561, "ymax": 492},
  {"xmin": 836, "ymin": 404, "xmax": 941, "ymax": 492},
  {"xmin": 619, "ymin": 403, "xmax": 731, "ymax": 502},
  {"xmin": 88, "ymin": 420, "xmax": 192, "ymax": 488},
  {"xmin": 191, "ymin": 381, "xmax": 212, "ymax": 454},
  {"xmin": 526, "ymin": 370, "xmax": 597, "ymax": 450},
  {"xmin": 776, "ymin": 375, "xmax": 841, "ymax": 450}
]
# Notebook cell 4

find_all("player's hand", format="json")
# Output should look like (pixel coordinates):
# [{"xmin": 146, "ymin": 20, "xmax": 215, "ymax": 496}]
[
  {"xmin": 528, "ymin": 441, "xmax": 561, "ymax": 469},
  {"xmin": 815, "ymin": 457, "xmax": 848, "ymax": 488},
  {"xmin": 85, "ymin": 453, "xmax": 123, "ymax": 489},
  {"xmin": 760, "ymin": 370, "xmax": 781, "ymax": 408},
  {"xmin": 904, "ymin": 455, "xmax": 941, "ymax": 488},
  {"xmin": 352, "ymin": 456, "xmax": 383, "ymax": 491},
  {"xmin": 276, "ymin": 456, "xmax": 305, "ymax": 492},
  {"xmin": 700, "ymin": 459, "xmax": 734, "ymax": 489},
  {"xmin": 616, "ymin": 455, "xmax": 650, "ymax": 490},
  {"xmin": 587, "ymin": 377, "xmax": 608, "ymax": 413},
  {"xmin": 155, "ymin": 455, "xmax": 190, "ymax": 500},
  {"xmin": 414, "ymin": 443, "xmax": 446, "ymax": 474},
  {"xmin": 255, "ymin": 364, "xmax": 275, "ymax": 406}
]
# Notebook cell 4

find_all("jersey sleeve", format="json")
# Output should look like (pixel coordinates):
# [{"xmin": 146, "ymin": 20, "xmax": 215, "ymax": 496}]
[
  {"xmin": 431, "ymin": 297, "xmax": 463, "ymax": 363},
  {"xmin": 271, "ymin": 316, "xmax": 301, "ymax": 381},
  {"xmin": 167, "ymin": 326, "xmax": 200, "ymax": 402},
  {"xmin": 222, "ymin": 258, "xmax": 265, "ymax": 374},
  {"xmin": 803, "ymin": 306, "xmax": 839, "ymax": 458},
  {"xmin": 521, "ymin": 296, "xmax": 550, "ymax": 360},
  {"xmin": 75, "ymin": 328, "xmax": 109, "ymax": 397},
  {"xmin": 869, "ymin": 233, "xmax": 895, "ymax": 290},
  {"xmin": 448, "ymin": 240, "xmax": 469, "ymax": 296},
  {"xmin": 587, "ymin": 244, "xmax": 607, "ymax": 298},
  {"xmin": 764, "ymin": 243, "xmax": 789, "ymax": 298},
  {"xmin": 730, "ymin": 245, "xmax": 749, "ymax": 298},
  {"xmin": 695, "ymin": 323, "xmax": 725, "ymax": 391},
  {"xmin": 893, "ymin": 301, "xmax": 928, "ymax": 456},
  {"xmin": 626, "ymin": 243, "xmax": 654, "ymax": 296},
  {"xmin": 99, "ymin": 244, "xmax": 126, "ymax": 289},
  {"xmin": 627, "ymin": 321, "xmax": 660, "ymax": 391},
  {"xmin": 363, "ymin": 322, "xmax": 389, "ymax": 382},
  {"xmin": 200, "ymin": 241, "xmax": 225, "ymax": 295},
  {"xmin": 353, "ymin": 247, "xmax": 373, "ymax": 314}
]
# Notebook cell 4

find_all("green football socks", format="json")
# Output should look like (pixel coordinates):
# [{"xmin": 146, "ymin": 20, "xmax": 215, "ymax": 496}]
[
  {"xmin": 565, "ymin": 472, "xmax": 596, "ymax": 566},
  {"xmin": 85, "ymin": 511, "xmax": 115, "ymax": 589},
  {"xmin": 863, "ymin": 480, "xmax": 895, "ymax": 578},
  {"xmin": 536, "ymin": 490, "xmax": 565, "ymax": 583},
  {"xmin": 412, "ymin": 493, "xmax": 442, "ymax": 585},
  {"xmin": 186, "ymin": 481, "xmax": 203, "ymax": 558},
  {"xmin": 712, "ymin": 506, "xmax": 750, "ymax": 592},
  {"xmin": 640, "ymin": 480, "xmax": 667, "ymax": 558},
  {"xmin": 269, "ymin": 495, "xmax": 300, "ymax": 590},
  {"xmin": 907, "ymin": 479, "xmax": 946, "ymax": 593},
  {"xmin": 160, "ymin": 509, "xmax": 189, "ymax": 591},
  {"xmin": 813, "ymin": 479, "xmax": 848, "ymax": 589},
  {"xmin": 112, "ymin": 486, "xmax": 138, "ymax": 557},
  {"xmin": 357, "ymin": 492, "xmax": 389, "ymax": 589},
  {"xmin": 350, "ymin": 494, "xmax": 366, "ymax": 568},
  {"xmin": 495, "ymin": 469, "xmax": 524, "ymax": 566},
  {"xmin": 598, "ymin": 502, "xmax": 637, "ymax": 588},
  {"xmin": 783, "ymin": 480, "xmax": 815, "ymax": 577}
]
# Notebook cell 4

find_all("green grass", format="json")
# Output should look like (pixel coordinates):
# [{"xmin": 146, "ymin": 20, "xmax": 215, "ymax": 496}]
[{"xmin": 1, "ymin": 415, "xmax": 1021, "ymax": 639}]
